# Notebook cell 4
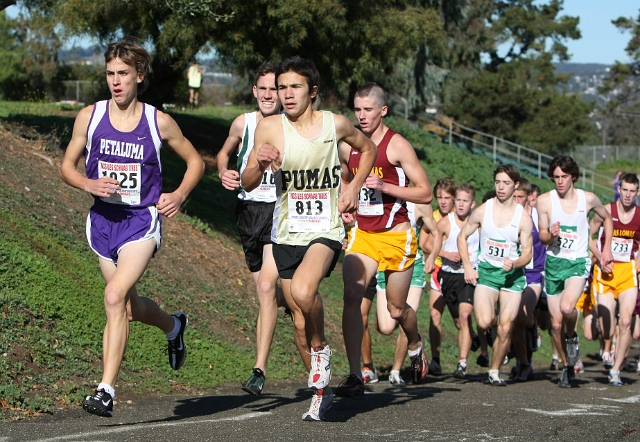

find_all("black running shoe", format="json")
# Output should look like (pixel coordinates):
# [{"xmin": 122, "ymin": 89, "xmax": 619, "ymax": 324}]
[
  {"xmin": 335, "ymin": 374, "xmax": 365, "ymax": 398},
  {"xmin": 242, "ymin": 368, "xmax": 266, "ymax": 395},
  {"xmin": 565, "ymin": 333, "xmax": 580, "ymax": 367},
  {"xmin": 471, "ymin": 332, "xmax": 481, "ymax": 352},
  {"xmin": 168, "ymin": 312, "xmax": 188, "ymax": 370},
  {"xmin": 477, "ymin": 353, "xmax": 490, "ymax": 367},
  {"xmin": 82, "ymin": 388, "xmax": 113, "ymax": 417},
  {"xmin": 453, "ymin": 363, "xmax": 467, "ymax": 379},
  {"xmin": 558, "ymin": 367, "xmax": 573, "ymax": 388}
]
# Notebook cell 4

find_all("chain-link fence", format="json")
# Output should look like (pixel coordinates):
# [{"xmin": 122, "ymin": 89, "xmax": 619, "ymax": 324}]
[
  {"xmin": 571, "ymin": 145, "xmax": 640, "ymax": 169},
  {"xmin": 60, "ymin": 80, "xmax": 107, "ymax": 105}
]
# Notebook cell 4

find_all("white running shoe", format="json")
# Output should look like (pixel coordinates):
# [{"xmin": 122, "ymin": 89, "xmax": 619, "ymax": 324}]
[
  {"xmin": 308, "ymin": 345, "xmax": 332, "ymax": 389},
  {"xmin": 361, "ymin": 366, "xmax": 379, "ymax": 384},
  {"xmin": 608, "ymin": 370, "xmax": 623, "ymax": 387},
  {"xmin": 389, "ymin": 370, "xmax": 406, "ymax": 387},
  {"xmin": 302, "ymin": 387, "xmax": 333, "ymax": 421}
]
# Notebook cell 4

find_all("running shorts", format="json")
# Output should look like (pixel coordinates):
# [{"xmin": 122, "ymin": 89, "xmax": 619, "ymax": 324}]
[
  {"xmin": 476, "ymin": 261, "xmax": 526, "ymax": 293},
  {"xmin": 235, "ymin": 200, "xmax": 274, "ymax": 272},
  {"xmin": 376, "ymin": 254, "xmax": 426, "ymax": 290},
  {"xmin": 273, "ymin": 238, "xmax": 342, "ymax": 279},
  {"xmin": 345, "ymin": 227, "xmax": 416, "ymax": 272},
  {"xmin": 439, "ymin": 270, "xmax": 475, "ymax": 319},
  {"xmin": 593, "ymin": 261, "xmax": 638, "ymax": 299},
  {"xmin": 545, "ymin": 255, "xmax": 591, "ymax": 296}
]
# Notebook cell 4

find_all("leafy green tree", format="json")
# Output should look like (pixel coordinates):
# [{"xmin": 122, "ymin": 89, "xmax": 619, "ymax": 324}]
[
  {"xmin": 22, "ymin": 0, "xmax": 442, "ymax": 106},
  {"xmin": 0, "ymin": 11, "xmax": 28, "ymax": 100},
  {"xmin": 597, "ymin": 10, "xmax": 640, "ymax": 146}
]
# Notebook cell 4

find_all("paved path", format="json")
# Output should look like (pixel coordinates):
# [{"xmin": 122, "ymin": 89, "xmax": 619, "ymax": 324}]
[{"xmin": 2, "ymin": 364, "xmax": 639, "ymax": 441}]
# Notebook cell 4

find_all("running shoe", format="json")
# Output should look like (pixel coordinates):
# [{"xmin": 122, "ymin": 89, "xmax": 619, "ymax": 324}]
[
  {"xmin": 487, "ymin": 370, "xmax": 507, "ymax": 386},
  {"xmin": 558, "ymin": 367, "xmax": 573, "ymax": 388},
  {"xmin": 361, "ymin": 366, "xmax": 379, "ymax": 384},
  {"xmin": 574, "ymin": 360, "xmax": 584, "ymax": 374},
  {"xmin": 515, "ymin": 364, "xmax": 534, "ymax": 382},
  {"xmin": 564, "ymin": 334, "xmax": 580, "ymax": 367},
  {"xmin": 620, "ymin": 359, "xmax": 630, "ymax": 372},
  {"xmin": 428, "ymin": 359, "xmax": 443, "ymax": 376},
  {"xmin": 241, "ymin": 367, "xmax": 265, "ymax": 396},
  {"xmin": 302, "ymin": 386, "xmax": 333, "ymax": 421},
  {"xmin": 82, "ymin": 388, "xmax": 113, "ymax": 417},
  {"xmin": 471, "ymin": 332, "xmax": 481, "ymax": 352},
  {"xmin": 168, "ymin": 312, "xmax": 188, "ymax": 370},
  {"xmin": 477, "ymin": 353, "xmax": 490, "ymax": 368},
  {"xmin": 308, "ymin": 345, "xmax": 332, "ymax": 389},
  {"xmin": 409, "ymin": 334, "xmax": 429, "ymax": 384},
  {"xmin": 389, "ymin": 370, "xmax": 406, "ymax": 387},
  {"xmin": 526, "ymin": 320, "xmax": 540, "ymax": 352},
  {"xmin": 602, "ymin": 353, "xmax": 614, "ymax": 370},
  {"xmin": 453, "ymin": 363, "xmax": 467, "ymax": 379},
  {"xmin": 335, "ymin": 374, "xmax": 365, "ymax": 397},
  {"xmin": 549, "ymin": 357, "xmax": 561, "ymax": 371},
  {"xmin": 608, "ymin": 370, "xmax": 623, "ymax": 387}
]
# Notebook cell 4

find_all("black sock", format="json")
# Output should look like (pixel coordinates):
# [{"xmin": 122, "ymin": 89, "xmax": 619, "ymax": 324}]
[{"xmin": 433, "ymin": 357, "xmax": 440, "ymax": 365}]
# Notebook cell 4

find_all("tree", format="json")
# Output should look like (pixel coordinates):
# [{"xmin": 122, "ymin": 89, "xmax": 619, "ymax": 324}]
[
  {"xmin": 0, "ymin": 11, "xmax": 28, "ymax": 100},
  {"xmin": 435, "ymin": 0, "xmax": 594, "ymax": 152},
  {"xmin": 22, "ymin": 0, "xmax": 442, "ymax": 107},
  {"xmin": 597, "ymin": 10, "xmax": 640, "ymax": 146}
]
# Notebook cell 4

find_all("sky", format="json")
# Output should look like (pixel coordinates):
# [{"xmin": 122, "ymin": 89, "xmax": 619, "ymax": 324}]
[
  {"xmin": 4, "ymin": 1, "xmax": 639, "ymax": 65},
  {"xmin": 560, "ymin": 1, "xmax": 638, "ymax": 64}
]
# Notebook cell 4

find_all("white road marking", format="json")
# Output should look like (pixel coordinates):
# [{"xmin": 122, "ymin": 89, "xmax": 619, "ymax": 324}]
[
  {"xmin": 31, "ymin": 411, "xmax": 272, "ymax": 442},
  {"xmin": 522, "ymin": 404, "xmax": 620, "ymax": 417},
  {"xmin": 601, "ymin": 394, "xmax": 640, "ymax": 404}
]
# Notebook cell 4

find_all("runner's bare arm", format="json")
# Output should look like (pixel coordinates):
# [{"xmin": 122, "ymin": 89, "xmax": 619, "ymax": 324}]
[
  {"xmin": 241, "ymin": 116, "xmax": 282, "ymax": 192},
  {"xmin": 418, "ymin": 204, "xmax": 441, "ymax": 273},
  {"xmin": 509, "ymin": 215, "xmax": 533, "ymax": 270},
  {"xmin": 459, "ymin": 204, "xmax": 485, "ymax": 284},
  {"xmin": 216, "ymin": 114, "xmax": 245, "ymax": 190},
  {"xmin": 157, "ymin": 111, "xmax": 205, "ymax": 218},
  {"xmin": 339, "ymin": 141, "xmax": 356, "ymax": 225},
  {"xmin": 535, "ymin": 193, "xmax": 558, "ymax": 245},
  {"xmin": 60, "ymin": 105, "xmax": 121, "ymax": 197},
  {"xmin": 588, "ymin": 211, "xmax": 605, "ymax": 261},
  {"xmin": 335, "ymin": 114, "xmax": 377, "ymax": 213},
  {"xmin": 380, "ymin": 136, "xmax": 432, "ymax": 204},
  {"xmin": 588, "ymin": 193, "xmax": 614, "ymax": 271}
]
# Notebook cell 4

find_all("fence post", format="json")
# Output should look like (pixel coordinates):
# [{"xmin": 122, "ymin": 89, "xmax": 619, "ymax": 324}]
[
  {"xmin": 582, "ymin": 169, "xmax": 586, "ymax": 188},
  {"xmin": 616, "ymin": 146, "xmax": 619, "ymax": 161},
  {"xmin": 449, "ymin": 120, "xmax": 452, "ymax": 146},
  {"xmin": 75, "ymin": 81, "xmax": 80, "ymax": 103},
  {"xmin": 493, "ymin": 137, "xmax": 497, "ymax": 163},
  {"xmin": 538, "ymin": 153, "xmax": 541, "ymax": 178},
  {"xmin": 593, "ymin": 146, "xmax": 596, "ymax": 170}
]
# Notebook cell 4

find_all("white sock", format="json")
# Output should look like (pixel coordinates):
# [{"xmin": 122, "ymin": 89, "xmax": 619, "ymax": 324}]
[
  {"xmin": 165, "ymin": 316, "xmax": 181, "ymax": 341},
  {"xmin": 390, "ymin": 370, "xmax": 400, "ymax": 377},
  {"xmin": 97, "ymin": 382, "xmax": 115, "ymax": 398},
  {"xmin": 488, "ymin": 369, "xmax": 500, "ymax": 378},
  {"xmin": 408, "ymin": 342, "xmax": 422, "ymax": 358}
]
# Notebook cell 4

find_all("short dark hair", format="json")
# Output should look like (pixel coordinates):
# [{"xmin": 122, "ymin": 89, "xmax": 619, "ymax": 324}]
[
  {"xmin": 104, "ymin": 36, "xmax": 152, "ymax": 95},
  {"xmin": 355, "ymin": 82, "xmax": 387, "ymax": 108},
  {"xmin": 516, "ymin": 178, "xmax": 532, "ymax": 195},
  {"xmin": 493, "ymin": 164, "xmax": 520, "ymax": 184},
  {"xmin": 434, "ymin": 178, "xmax": 456, "ymax": 197},
  {"xmin": 531, "ymin": 184, "xmax": 541, "ymax": 196},
  {"xmin": 254, "ymin": 61, "xmax": 278, "ymax": 85},
  {"xmin": 620, "ymin": 173, "xmax": 640, "ymax": 188},
  {"xmin": 547, "ymin": 155, "xmax": 579, "ymax": 183},
  {"xmin": 457, "ymin": 182, "xmax": 476, "ymax": 200},
  {"xmin": 276, "ymin": 56, "xmax": 320, "ymax": 103}
]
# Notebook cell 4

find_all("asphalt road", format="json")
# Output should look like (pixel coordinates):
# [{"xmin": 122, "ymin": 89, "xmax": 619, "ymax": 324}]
[{"xmin": 2, "ymin": 362, "xmax": 640, "ymax": 442}]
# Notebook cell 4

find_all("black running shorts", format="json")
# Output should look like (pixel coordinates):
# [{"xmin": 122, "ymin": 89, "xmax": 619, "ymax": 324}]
[
  {"xmin": 272, "ymin": 238, "xmax": 342, "ymax": 279},
  {"xmin": 363, "ymin": 274, "xmax": 378, "ymax": 301},
  {"xmin": 235, "ymin": 200, "xmax": 275, "ymax": 272},
  {"xmin": 439, "ymin": 271, "xmax": 475, "ymax": 319}
]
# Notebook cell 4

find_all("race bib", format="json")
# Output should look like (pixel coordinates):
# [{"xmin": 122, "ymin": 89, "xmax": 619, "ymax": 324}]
[
  {"xmin": 288, "ymin": 191, "xmax": 331, "ymax": 233},
  {"xmin": 555, "ymin": 225, "xmax": 579, "ymax": 260},
  {"xmin": 357, "ymin": 186, "xmax": 383, "ymax": 216},
  {"xmin": 612, "ymin": 237, "xmax": 633, "ymax": 262},
  {"xmin": 484, "ymin": 238, "xmax": 510, "ymax": 268},
  {"xmin": 251, "ymin": 167, "xmax": 277, "ymax": 201},
  {"xmin": 98, "ymin": 161, "xmax": 141, "ymax": 205}
]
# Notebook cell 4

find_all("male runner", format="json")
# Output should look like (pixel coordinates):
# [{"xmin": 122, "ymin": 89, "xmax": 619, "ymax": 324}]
[
  {"xmin": 216, "ymin": 62, "xmax": 303, "ymax": 395},
  {"xmin": 425, "ymin": 178, "xmax": 457, "ymax": 374},
  {"xmin": 459, "ymin": 165, "xmax": 533, "ymax": 386},
  {"xmin": 339, "ymin": 82, "xmax": 432, "ymax": 396},
  {"xmin": 360, "ymin": 202, "xmax": 441, "ymax": 387},
  {"xmin": 589, "ymin": 173, "xmax": 640, "ymax": 386},
  {"xmin": 437, "ymin": 183, "xmax": 480, "ymax": 379},
  {"xmin": 510, "ymin": 178, "xmax": 545, "ymax": 381},
  {"xmin": 241, "ymin": 56, "xmax": 376, "ymax": 421},
  {"xmin": 537, "ymin": 155, "xmax": 613, "ymax": 388},
  {"xmin": 60, "ymin": 37, "xmax": 205, "ymax": 417}
]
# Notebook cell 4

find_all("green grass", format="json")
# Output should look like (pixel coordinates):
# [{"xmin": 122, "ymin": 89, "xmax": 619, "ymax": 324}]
[{"xmin": 0, "ymin": 101, "xmax": 604, "ymax": 418}]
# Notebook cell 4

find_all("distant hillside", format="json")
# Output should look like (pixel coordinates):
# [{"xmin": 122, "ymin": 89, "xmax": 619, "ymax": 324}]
[{"xmin": 554, "ymin": 62, "xmax": 611, "ymax": 104}]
